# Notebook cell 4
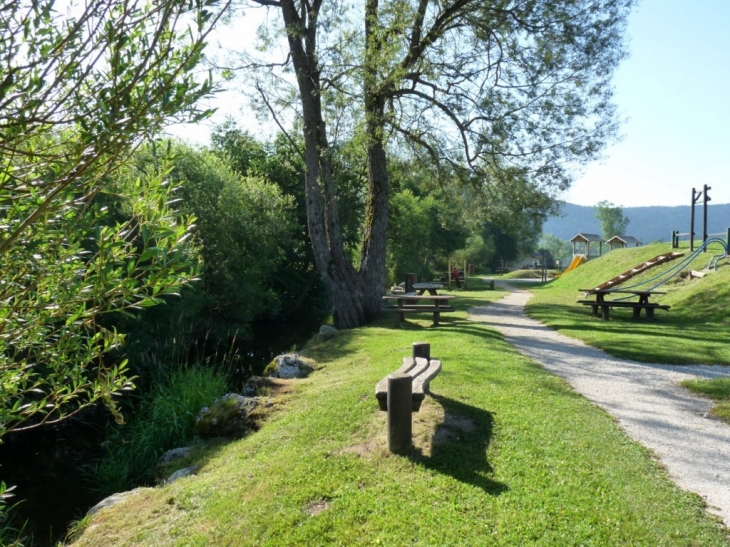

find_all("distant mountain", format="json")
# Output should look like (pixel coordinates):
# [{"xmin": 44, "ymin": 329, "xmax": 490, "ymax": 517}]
[{"xmin": 542, "ymin": 202, "xmax": 730, "ymax": 243}]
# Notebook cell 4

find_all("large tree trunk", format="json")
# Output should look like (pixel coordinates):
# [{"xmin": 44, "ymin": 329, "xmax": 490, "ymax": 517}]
[
  {"xmin": 360, "ymin": 109, "xmax": 390, "ymax": 315},
  {"xmin": 280, "ymin": 0, "xmax": 369, "ymax": 329},
  {"xmin": 360, "ymin": 0, "xmax": 391, "ymax": 316}
]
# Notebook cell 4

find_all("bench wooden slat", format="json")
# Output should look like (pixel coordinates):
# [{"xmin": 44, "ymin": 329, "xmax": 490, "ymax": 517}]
[
  {"xmin": 382, "ymin": 305, "xmax": 455, "ymax": 312},
  {"xmin": 375, "ymin": 357, "xmax": 441, "ymax": 412},
  {"xmin": 577, "ymin": 299, "xmax": 670, "ymax": 320},
  {"xmin": 382, "ymin": 294, "xmax": 455, "ymax": 301},
  {"xmin": 578, "ymin": 301, "xmax": 670, "ymax": 310},
  {"xmin": 412, "ymin": 358, "xmax": 441, "ymax": 397}
]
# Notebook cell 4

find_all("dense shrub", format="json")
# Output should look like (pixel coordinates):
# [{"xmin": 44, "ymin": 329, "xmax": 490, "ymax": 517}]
[
  {"xmin": 387, "ymin": 189, "xmax": 467, "ymax": 285},
  {"xmin": 112, "ymin": 143, "xmax": 302, "ymax": 376}
]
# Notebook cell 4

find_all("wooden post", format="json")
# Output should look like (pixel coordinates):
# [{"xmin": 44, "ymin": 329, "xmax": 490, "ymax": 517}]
[
  {"xmin": 690, "ymin": 187, "xmax": 697, "ymax": 252},
  {"xmin": 412, "ymin": 342, "xmax": 430, "ymax": 360},
  {"xmin": 541, "ymin": 250, "xmax": 547, "ymax": 282},
  {"xmin": 404, "ymin": 273, "xmax": 416, "ymax": 293},
  {"xmin": 448, "ymin": 260, "xmax": 452, "ymax": 290},
  {"xmin": 703, "ymin": 186, "xmax": 710, "ymax": 243},
  {"xmin": 387, "ymin": 373, "xmax": 412, "ymax": 454},
  {"xmin": 463, "ymin": 260, "xmax": 467, "ymax": 289}
]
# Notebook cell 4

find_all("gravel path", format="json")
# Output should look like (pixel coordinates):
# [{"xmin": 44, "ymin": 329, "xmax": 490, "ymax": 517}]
[{"xmin": 469, "ymin": 284, "xmax": 730, "ymax": 525}]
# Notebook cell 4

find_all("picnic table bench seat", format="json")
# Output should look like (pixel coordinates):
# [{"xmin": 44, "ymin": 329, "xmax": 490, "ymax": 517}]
[
  {"xmin": 375, "ymin": 356, "xmax": 442, "ymax": 412},
  {"xmin": 577, "ymin": 299, "xmax": 670, "ymax": 320},
  {"xmin": 577, "ymin": 288, "xmax": 670, "ymax": 320}
]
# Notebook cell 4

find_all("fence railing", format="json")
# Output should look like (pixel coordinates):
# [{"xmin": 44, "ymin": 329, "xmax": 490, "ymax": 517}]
[{"xmin": 671, "ymin": 228, "xmax": 730, "ymax": 251}]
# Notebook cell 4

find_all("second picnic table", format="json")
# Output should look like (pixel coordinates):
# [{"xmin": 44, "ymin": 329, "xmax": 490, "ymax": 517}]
[
  {"xmin": 382, "ymin": 292, "xmax": 455, "ymax": 326},
  {"xmin": 577, "ymin": 289, "xmax": 670, "ymax": 320},
  {"xmin": 412, "ymin": 282, "xmax": 444, "ymax": 295}
]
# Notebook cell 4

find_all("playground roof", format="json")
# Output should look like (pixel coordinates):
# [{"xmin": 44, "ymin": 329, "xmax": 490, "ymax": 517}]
[
  {"xmin": 606, "ymin": 235, "xmax": 641, "ymax": 246},
  {"xmin": 570, "ymin": 233, "xmax": 604, "ymax": 243}
]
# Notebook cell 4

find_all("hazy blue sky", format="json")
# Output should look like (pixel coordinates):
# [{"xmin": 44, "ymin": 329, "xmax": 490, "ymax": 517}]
[
  {"xmin": 169, "ymin": 0, "xmax": 730, "ymax": 207},
  {"xmin": 564, "ymin": 0, "xmax": 730, "ymax": 207}
]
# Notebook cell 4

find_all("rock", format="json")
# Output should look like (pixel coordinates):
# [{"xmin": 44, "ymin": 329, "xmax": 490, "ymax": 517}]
[
  {"xmin": 195, "ymin": 393, "xmax": 260, "ymax": 438},
  {"xmin": 163, "ymin": 465, "xmax": 199, "ymax": 485},
  {"xmin": 263, "ymin": 353, "xmax": 314, "ymax": 379},
  {"xmin": 158, "ymin": 447, "xmax": 192, "ymax": 466},
  {"xmin": 242, "ymin": 375, "xmax": 272, "ymax": 397},
  {"xmin": 88, "ymin": 488, "xmax": 149, "ymax": 515},
  {"xmin": 318, "ymin": 325, "xmax": 339, "ymax": 340}
]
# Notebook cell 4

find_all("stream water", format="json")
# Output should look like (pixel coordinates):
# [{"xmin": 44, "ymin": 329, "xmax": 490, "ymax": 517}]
[{"xmin": 0, "ymin": 409, "xmax": 110, "ymax": 547}]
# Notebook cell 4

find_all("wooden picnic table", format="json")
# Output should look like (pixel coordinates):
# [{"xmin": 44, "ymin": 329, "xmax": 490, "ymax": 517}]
[
  {"xmin": 412, "ymin": 282, "xmax": 444, "ymax": 295},
  {"xmin": 577, "ymin": 289, "xmax": 669, "ymax": 320},
  {"xmin": 382, "ymin": 293, "xmax": 455, "ymax": 326}
]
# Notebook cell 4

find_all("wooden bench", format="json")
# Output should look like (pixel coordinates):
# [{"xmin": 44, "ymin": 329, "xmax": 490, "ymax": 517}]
[
  {"xmin": 577, "ymin": 300, "xmax": 670, "ymax": 320},
  {"xmin": 375, "ymin": 356, "xmax": 442, "ymax": 412},
  {"xmin": 376, "ymin": 342, "xmax": 441, "ymax": 454}
]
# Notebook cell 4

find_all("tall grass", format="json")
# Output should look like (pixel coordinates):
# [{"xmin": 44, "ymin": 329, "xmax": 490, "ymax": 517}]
[
  {"xmin": 0, "ymin": 482, "xmax": 27, "ymax": 547},
  {"xmin": 89, "ymin": 363, "xmax": 229, "ymax": 496}
]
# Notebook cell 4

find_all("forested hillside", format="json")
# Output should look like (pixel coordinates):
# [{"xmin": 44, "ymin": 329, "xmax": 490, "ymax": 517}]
[{"xmin": 543, "ymin": 202, "xmax": 730, "ymax": 242}]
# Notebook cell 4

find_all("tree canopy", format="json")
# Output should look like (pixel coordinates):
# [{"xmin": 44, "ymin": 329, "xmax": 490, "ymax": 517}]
[
  {"xmin": 594, "ymin": 200, "xmax": 630, "ymax": 239},
  {"xmin": 229, "ymin": 0, "xmax": 635, "ymax": 327}
]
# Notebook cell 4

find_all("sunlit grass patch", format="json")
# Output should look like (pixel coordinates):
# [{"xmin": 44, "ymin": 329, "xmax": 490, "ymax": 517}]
[
  {"xmin": 682, "ymin": 378, "xmax": 730, "ymax": 423},
  {"xmin": 525, "ymin": 243, "xmax": 730, "ymax": 364}
]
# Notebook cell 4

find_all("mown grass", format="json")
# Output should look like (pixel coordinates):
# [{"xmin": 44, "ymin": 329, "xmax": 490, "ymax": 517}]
[
  {"xmin": 70, "ymin": 278, "xmax": 729, "ymax": 546},
  {"xmin": 491, "ymin": 269, "xmax": 559, "ymax": 280},
  {"xmin": 525, "ymin": 242, "xmax": 730, "ymax": 364},
  {"xmin": 682, "ymin": 378, "xmax": 730, "ymax": 423}
]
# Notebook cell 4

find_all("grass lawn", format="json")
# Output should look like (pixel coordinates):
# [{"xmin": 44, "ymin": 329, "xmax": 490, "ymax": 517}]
[
  {"xmin": 69, "ymin": 278, "xmax": 729, "ymax": 546},
  {"xmin": 525, "ymin": 242, "xmax": 730, "ymax": 365},
  {"xmin": 490, "ymin": 269, "xmax": 559, "ymax": 280},
  {"xmin": 682, "ymin": 378, "xmax": 730, "ymax": 424}
]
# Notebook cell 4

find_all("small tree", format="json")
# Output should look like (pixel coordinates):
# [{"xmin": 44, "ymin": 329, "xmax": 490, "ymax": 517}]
[
  {"xmin": 0, "ymin": 0, "xmax": 230, "ymax": 437},
  {"xmin": 594, "ymin": 200, "xmax": 630, "ymax": 240},
  {"xmin": 539, "ymin": 234, "xmax": 571, "ymax": 267}
]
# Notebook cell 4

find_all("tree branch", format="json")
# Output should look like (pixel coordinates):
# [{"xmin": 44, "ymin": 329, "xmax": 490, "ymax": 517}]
[{"xmin": 255, "ymin": 81, "xmax": 306, "ymax": 163}]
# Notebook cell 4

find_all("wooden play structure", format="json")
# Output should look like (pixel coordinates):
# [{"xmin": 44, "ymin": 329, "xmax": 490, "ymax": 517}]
[
  {"xmin": 606, "ymin": 235, "xmax": 641, "ymax": 250},
  {"xmin": 570, "ymin": 233, "xmax": 605, "ymax": 260}
]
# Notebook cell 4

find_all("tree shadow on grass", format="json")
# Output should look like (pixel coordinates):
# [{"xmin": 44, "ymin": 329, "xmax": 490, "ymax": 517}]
[{"xmin": 407, "ymin": 394, "xmax": 508, "ymax": 496}]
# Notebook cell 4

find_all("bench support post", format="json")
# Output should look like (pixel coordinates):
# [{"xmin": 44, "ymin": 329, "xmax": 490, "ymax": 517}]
[
  {"xmin": 387, "ymin": 373, "xmax": 412, "ymax": 454},
  {"xmin": 412, "ymin": 342, "xmax": 430, "ymax": 360}
]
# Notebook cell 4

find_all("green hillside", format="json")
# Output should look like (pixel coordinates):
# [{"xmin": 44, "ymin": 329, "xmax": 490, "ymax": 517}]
[
  {"xmin": 526, "ymin": 242, "xmax": 730, "ymax": 364},
  {"xmin": 68, "ymin": 279, "xmax": 730, "ymax": 546}
]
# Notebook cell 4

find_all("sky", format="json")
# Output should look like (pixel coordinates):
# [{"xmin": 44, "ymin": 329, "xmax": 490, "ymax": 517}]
[
  {"xmin": 564, "ymin": 0, "xmax": 730, "ymax": 207},
  {"xmin": 168, "ymin": 0, "xmax": 730, "ymax": 207}
]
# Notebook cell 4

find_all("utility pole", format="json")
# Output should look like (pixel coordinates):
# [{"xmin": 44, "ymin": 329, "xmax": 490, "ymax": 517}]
[
  {"xmin": 703, "ymin": 184, "xmax": 711, "ymax": 251},
  {"xmin": 690, "ymin": 187, "xmax": 702, "ymax": 251}
]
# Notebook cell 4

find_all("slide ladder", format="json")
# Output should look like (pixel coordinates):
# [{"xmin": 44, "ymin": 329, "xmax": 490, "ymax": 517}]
[{"xmin": 592, "ymin": 252, "xmax": 685, "ymax": 291}]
